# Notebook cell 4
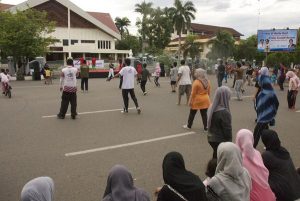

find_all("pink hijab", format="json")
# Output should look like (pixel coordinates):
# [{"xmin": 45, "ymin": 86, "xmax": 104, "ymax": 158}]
[
  {"xmin": 286, "ymin": 71, "xmax": 300, "ymax": 89},
  {"xmin": 236, "ymin": 129, "xmax": 270, "ymax": 188}
]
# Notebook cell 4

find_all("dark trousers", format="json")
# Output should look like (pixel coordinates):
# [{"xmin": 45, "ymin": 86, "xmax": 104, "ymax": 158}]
[
  {"xmin": 287, "ymin": 90, "xmax": 298, "ymax": 109},
  {"xmin": 119, "ymin": 76, "xmax": 123, "ymax": 89},
  {"xmin": 154, "ymin": 77, "xmax": 160, "ymax": 86},
  {"xmin": 59, "ymin": 91, "xmax": 77, "ymax": 117},
  {"xmin": 209, "ymin": 141, "xmax": 221, "ymax": 158},
  {"xmin": 253, "ymin": 122, "xmax": 269, "ymax": 148},
  {"xmin": 140, "ymin": 80, "xmax": 147, "ymax": 93},
  {"xmin": 122, "ymin": 89, "xmax": 139, "ymax": 111},
  {"xmin": 81, "ymin": 78, "xmax": 88, "ymax": 91},
  {"xmin": 217, "ymin": 74, "xmax": 224, "ymax": 87},
  {"xmin": 187, "ymin": 108, "xmax": 208, "ymax": 129},
  {"xmin": 278, "ymin": 77, "xmax": 284, "ymax": 90}
]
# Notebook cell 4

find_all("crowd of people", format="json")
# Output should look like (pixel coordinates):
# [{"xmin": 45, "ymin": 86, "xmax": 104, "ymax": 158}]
[
  {"xmin": 8, "ymin": 57, "xmax": 300, "ymax": 201},
  {"xmin": 21, "ymin": 130, "xmax": 300, "ymax": 201}
]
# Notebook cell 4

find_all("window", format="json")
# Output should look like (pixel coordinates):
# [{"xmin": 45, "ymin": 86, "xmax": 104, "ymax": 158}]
[
  {"xmin": 53, "ymin": 39, "xmax": 61, "ymax": 43},
  {"xmin": 71, "ymin": 40, "xmax": 78, "ymax": 45},
  {"xmin": 98, "ymin": 40, "xmax": 111, "ymax": 49},
  {"xmin": 49, "ymin": 47, "xmax": 63, "ymax": 51},
  {"xmin": 63, "ymin": 39, "xmax": 69, "ymax": 46},
  {"xmin": 81, "ymin": 40, "xmax": 95, "ymax": 44}
]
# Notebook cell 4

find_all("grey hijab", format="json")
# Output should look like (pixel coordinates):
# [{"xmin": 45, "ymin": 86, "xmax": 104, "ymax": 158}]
[
  {"xmin": 207, "ymin": 86, "xmax": 231, "ymax": 129},
  {"xmin": 21, "ymin": 177, "xmax": 54, "ymax": 201},
  {"xmin": 103, "ymin": 165, "xmax": 150, "ymax": 201},
  {"xmin": 208, "ymin": 142, "xmax": 251, "ymax": 201}
]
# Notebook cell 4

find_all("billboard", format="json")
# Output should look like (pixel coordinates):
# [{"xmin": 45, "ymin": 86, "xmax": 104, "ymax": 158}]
[{"xmin": 257, "ymin": 29, "xmax": 298, "ymax": 52}]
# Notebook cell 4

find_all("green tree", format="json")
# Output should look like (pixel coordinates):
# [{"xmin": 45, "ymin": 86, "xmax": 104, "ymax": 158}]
[
  {"xmin": 182, "ymin": 34, "xmax": 201, "ymax": 61},
  {"xmin": 135, "ymin": 1, "xmax": 153, "ymax": 53},
  {"xmin": 115, "ymin": 34, "xmax": 141, "ymax": 56},
  {"xmin": 114, "ymin": 17, "xmax": 131, "ymax": 38},
  {"xmin": 0, "ymin": 8, "xmax": 55, "ymax": 80},
  {"xmin": 147, "ymin": 7, "xmax": 173, "ymax": 51},
  {"xmin": 207, "ymin": 31, "xmax": 235, "ymax": 60},
  {"xmin": 169, "ymin": 0, "xmax": 196, "ymax": 58}
]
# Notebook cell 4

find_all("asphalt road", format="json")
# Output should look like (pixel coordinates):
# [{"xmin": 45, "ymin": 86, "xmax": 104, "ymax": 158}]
[{"xmin": 0, "ymin": 75, "xmax": 299, "ymax": 201}]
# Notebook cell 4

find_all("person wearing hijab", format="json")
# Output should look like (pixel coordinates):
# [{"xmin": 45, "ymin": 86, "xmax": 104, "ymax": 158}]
[
  {"xmin": 21, "ymin": 177, "xmax": 54, "ymax": 201},
  {"xmin": 103, "ymin": 165, "xmax": 150, "ymax": 201},
  {"xmin": 207, "ymin": 86, "xmax": 232, "ymax": 158},
  {"xmin": 253, "ymin": 67, "xmax": 279, "ymax": 148},
  {"xmin": 183, "ymin": 68, "xmax": 211, "ymax": 131},
  {"xmin": 206, "ymin": 142, "xmax": 251, "ymax": 201},
  {"xmin": 154, "ymin": 63, "xmax": 161, "ymax": 87},
  {"xmin": 236, "ymin": 129, "xmax": 276, "ymax": 201},
  {"xmin": 286, "ymin": 71, "xmax": 299, "ymax": 109},
  {"xmin": 156, "ymin": 152, "xmax": 207, "ymax": 201},
  {"xmin": 261, "ymin": 130, "xmax": 300, "ymax": 201}
]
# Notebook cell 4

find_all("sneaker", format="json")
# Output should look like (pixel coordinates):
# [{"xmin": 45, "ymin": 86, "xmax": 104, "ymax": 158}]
[
  {"xmin": 183, "ymin": 125, "xmax": 191, "ymax": 129},
  {"xmin": 143, "ymin": 92, "xmax": 147, "ymax": 96},
  {"xmin": 121, "ymin": 109, "xmax": 128, "ymax": 114},
  {"xmin": 137, "ymin": 107, "xmax": 141, "ymax": 114},
  {"xmin": 57, "ymin": 114, "xmax": 65, "ymax": 119},
  {"xmin": 71, "ymin": 115, "xmax": 76, "ymax": 119},
  {"xmin": 204, "ymin": 128, "xmax": 208, "ymax": 133}
]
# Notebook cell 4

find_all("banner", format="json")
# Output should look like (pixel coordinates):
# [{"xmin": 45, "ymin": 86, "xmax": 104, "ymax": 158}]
[
  {"xmin": 74, "ymin": 59, "xmax": 104, "ymax": 69},
  {"xmin": 95, "ymin": 60, "xmax": 104, "ymax": 68},
  {"xmin": 257, "ymin": 29, "xmax": 298, "ymax": 52}
]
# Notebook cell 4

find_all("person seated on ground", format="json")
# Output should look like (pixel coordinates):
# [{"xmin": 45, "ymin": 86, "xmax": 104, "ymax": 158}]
[
  {"xmin": 207, "ymin": 86, "xmax": 232, "ymax": 158},
  {"xmin": 103, "ymin": 164, "xmax": 150, "ymax": 201},
  {"xmin": 236, "ymin": 129, "xmax": 276, "ymax": 201},
  {"xmin": 21, "ymin": 176, "xmax": 54, "ymax": 201},
  {"xmin": 206, "ymin": 142, "xmax": 251, "ymax": 201},
  {"xmin": 203, "ymin": 158, "xmax": 217, "ymax": 186},
  {"xmin": 155, "ymin": 151, "xmax": 207, "ymax": 201},
  {"xmin": 261, "ymin": 129, "xmax": 300, "ymax": 201}
]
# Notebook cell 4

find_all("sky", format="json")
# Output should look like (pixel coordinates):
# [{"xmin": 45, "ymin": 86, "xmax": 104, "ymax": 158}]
[{"xmin": 2, "ymin": 0, "xmax": 300, "ymax": 38}]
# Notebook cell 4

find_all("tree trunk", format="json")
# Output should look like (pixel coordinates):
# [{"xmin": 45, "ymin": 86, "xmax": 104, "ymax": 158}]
[
  {"xmin": 16, "ymin": 60, "xmax": 25, "ymax": 81},
  {"xmin": 178, "ymin": 34, "xmax": 181, "ymax": 60}
]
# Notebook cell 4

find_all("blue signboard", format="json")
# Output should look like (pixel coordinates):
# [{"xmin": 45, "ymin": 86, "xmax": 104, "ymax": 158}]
[{"xmin": 257, "ymin": 29, "xmax": 298, "ymax": 52}]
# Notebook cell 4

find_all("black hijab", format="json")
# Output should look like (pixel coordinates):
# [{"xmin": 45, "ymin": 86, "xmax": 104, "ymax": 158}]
[
  {"xmin": 261, "ymin": 129, "xmax": 290, "ymax": 160},
  {"xmin": 162, "ymin": 152, "xmax": 205, "ymax": 194}
]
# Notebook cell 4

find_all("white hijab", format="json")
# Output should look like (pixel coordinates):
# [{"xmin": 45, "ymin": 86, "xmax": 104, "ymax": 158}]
[
  {"xmin": 21, "ymin": 177, "xmax": 54, "ymax": 201},
  {"xmin": 208, "ymin": 142, "xmax": 251, "ymax": 201}
]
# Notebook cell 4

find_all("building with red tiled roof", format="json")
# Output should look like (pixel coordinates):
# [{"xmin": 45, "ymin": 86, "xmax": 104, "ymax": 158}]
[
  {"xmin": 0, "ymin": 3, "xmax": 14, "ymax": 11},
  {"xmin": 1, "ymin": 0, "xmax": 129, "ymax": 65},
  {"xmin": 166, "ymin": 23, "xmax": 243, "ymax": 59}
]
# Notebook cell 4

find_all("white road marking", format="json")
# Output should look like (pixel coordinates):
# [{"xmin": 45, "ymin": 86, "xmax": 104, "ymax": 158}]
[
  {"xmin": 231, "ymin": 95, "xmax": 253, "ymax": 99},
  {"xmin": 296, "ymin": 110, "xmax": 300, "ymax": 113},
  {"xmin": 42, "ymin": 107, "xmax": 135, "ymax": 118},
  {"xmin": 65, "ymin": 131, "xmax": 196, "ymax": 157}
]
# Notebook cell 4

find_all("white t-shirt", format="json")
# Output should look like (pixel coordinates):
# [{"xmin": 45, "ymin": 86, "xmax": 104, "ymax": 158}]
[
  {"xmin": 60, "ymin": 66, "xmax": 78, "ymax": 92},
  {"xmin": 119, "ymin": 66, "xmax": 137, "ymax": 89},
  {"xmin": 178, "ymin": 65, "xmax": 191, "ymax": 85},
  {"xmin": 0, "ymin": 73, "xmax": 9, "ymax": 83}
]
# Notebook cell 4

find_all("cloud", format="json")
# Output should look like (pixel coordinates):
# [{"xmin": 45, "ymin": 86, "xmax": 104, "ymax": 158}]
[{"xmin": 213, "ymin": 1, "xmax": 231, "ymax": 11}]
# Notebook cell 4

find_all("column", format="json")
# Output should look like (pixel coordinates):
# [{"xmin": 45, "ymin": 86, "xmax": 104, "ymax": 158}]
[{"xmin": 68, "ymin": 7, "xmax": 71, "ymax": 58}]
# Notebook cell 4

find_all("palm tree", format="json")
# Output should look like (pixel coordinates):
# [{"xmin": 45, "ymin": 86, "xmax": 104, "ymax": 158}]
[
  {"xmin": 115, "ymin": 17, "xmax": 131, "ymax": 38},
  {"xmin": 135, "ymin": 1, "xmax": 153, "ymax": 53},
  {"xmin": 212, "ymin": 30, "xmax": 235, "ymax": 59},
  {"xmin": 182, "ymin": 34, "xmax": 201, "ymax": 61},
  {"xmin": 169, "ymin": 0, "xmax": 196, "ymax": 58}
]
